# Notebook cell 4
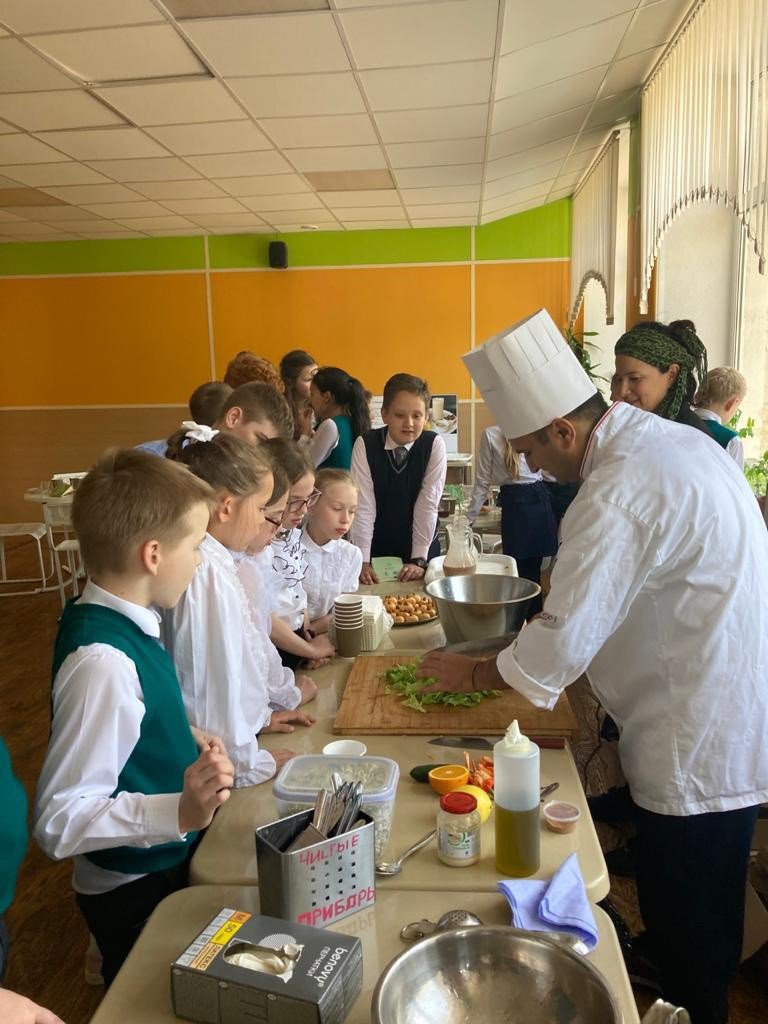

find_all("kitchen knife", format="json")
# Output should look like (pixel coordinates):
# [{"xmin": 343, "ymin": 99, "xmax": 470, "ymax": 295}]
[{"xmin": 429, "ymin": 735, "xmax": 566, "ymax": 750}]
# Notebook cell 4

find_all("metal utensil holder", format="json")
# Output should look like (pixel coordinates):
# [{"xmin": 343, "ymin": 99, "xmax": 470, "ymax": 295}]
[{"xmin": 255, "ymin": 809, "xmax": 375, "ymax": 927}]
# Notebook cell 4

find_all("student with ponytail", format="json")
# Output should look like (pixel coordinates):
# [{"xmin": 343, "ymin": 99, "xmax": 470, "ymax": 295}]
[{"xmin": 308, "ymin": 366, "xmax": 371, "ymax": 470}]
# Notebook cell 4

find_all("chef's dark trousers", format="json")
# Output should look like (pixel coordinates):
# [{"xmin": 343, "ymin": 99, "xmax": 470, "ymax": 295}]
[
  {"xmin": 76, "ymin": 852, "xmax": 193, "ymax": 987},
  {"xmin": 634, "ymin": 803, "xmax": 758, "ymax": 1024}
]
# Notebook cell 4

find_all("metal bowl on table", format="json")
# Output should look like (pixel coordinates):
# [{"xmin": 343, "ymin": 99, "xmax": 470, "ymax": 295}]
[
  {"xmin": 371, "ymin": 926, "xmax": 621, "ymax": 1024},
  {"xmin": 425, "ymin": 574, "xmax": 540, "ymax": 644}
]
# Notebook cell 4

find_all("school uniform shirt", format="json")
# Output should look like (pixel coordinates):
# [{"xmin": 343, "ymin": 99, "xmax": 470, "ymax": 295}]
[
  {"xmin": 308, "ymin": 415, "xmax": 354, "ymax": 470},
  {"xmin": 161, "ymin": 533, "xmax": 276, "ymax": 789},
  {"xmin": 34, "ymin": 582, "xmax": 188, "ymax": 895},
  {"xmin": 496, "ymin": 401, "xmax": 768, "ymax": 816},
  {"xmin": 349, "ymin": 430, "xmax": 447, "ymax": 562},
  {"xmin": 694, "ymin": 407, "xmax": 745, "ymax": 468},
  {"xmin": 301, "ymin": 527, "xmax": 363, "ymax": 621},
  {"xmin": 234, "ymin": 550, "xmax": 302, "ymax": 711},
  {"xmin": 270, "ymin": 527, "xmax": 309, "ymax": 631},
  {"xmin": 467, "ymin": 426, "xmax": 541, "ymax": 520}
]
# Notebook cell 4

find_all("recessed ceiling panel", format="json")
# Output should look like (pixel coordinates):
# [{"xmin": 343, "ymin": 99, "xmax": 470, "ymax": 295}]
[
  {"xmin": 0, "ymin": 39, "xmax": 80, "ymax": 92},
  {"xmin": 82, "ymin": 200, "xmax": 169, "ymax": 218},
  {"xmin": 489, "ymin": 104, "xmax": 591, "ymax": 160},
  {"xmin": 288, "ymin": 145, "xmax": 386, "ymax": 171},
  {"xmin": 386, "ymin": 138, "xmax": 485, "ymax": 169},
  {"xmin": 618, "ymin": 0, "xmax": 689, "ymax": 58},
  {"xmin": 214, "ymin": 172, "xmax": 310, "ymax": 196},
  {"xmin": 161, "ymin": 197, "xmax": 247, "ymax": 214},
  {"xmin": 230, "ymin": 73, "xmax": 366, "ymax": 118},
  {"xmin": 400, "ymin": 184, "xmax": 481, "ymax": 205},
  {"xmin": 0, "ymin": 0, "xmax": 164, "ymax": 33},
  {"xmin": 241, "ymin": 192, "xmax": 322, "ymax": 211},
  {"xmin": 393, "ymin": 164, "xmax": 483, "ymax": 188},
  {"xmin": 132, "ymin": 179, "xmax": 228, "ymax": 200},
  {"xmin": 492, "ymin": 66, "xmax": 606, "ymax": 133},
  {"xmin": 37, "ymin": 127, "xmax": 168, "ymax": 160},
  {"xmin": 360, "ymin": 60, "xmax": 493, "ymax": 112},
  {"xmin": 41, "ymin": 183, "xmax": 143, "ymax": 203},
  {"xmin": 96, "ymin": 80, "xmax": 244, "ymax": 126},
  {"xmin": 376, "ymin": 105, "xmax": 488, "ymax": 145},
  {"xmin": 0, "ymin": 133, "xmax": 66, "ymax": 163},
  {"xmin": 501, "ymin": 0, "xmax": 637, "ymax": 55},
  {"xmin": 86, "ymin": 157, "xmax": 202, "ymax": 182},
  {"xmin": 261, "ymin": 113, "xmax": 377, "ymax": 149},
  {"xmin": 316, "ymin": 189, "xmax": 399, "ymax": 207},
  {"xmin": 187, "ymin": 150, "xmax": 292, "ymax": 176},
  {"xmin": 146, "ymin": 120, "xmax": 272, "ymax": 155},
  {"xmin": 603, "ymin": 46, "xmax": 663, "ymax": 96},
  {"xmin": 0, "ymin": 161, "xmax": 111, "ymax": 186},
  {"xmin": 335, "ymin": 206, "xmax": 405, "ymax": 220},
  {"xmin": 0, "ymin": 90, "xmax": 122, "ymax": 132}
]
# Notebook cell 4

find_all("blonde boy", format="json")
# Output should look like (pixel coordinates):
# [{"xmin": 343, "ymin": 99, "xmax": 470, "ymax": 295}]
[
  {"xmin": 694, "ymin": 367, "xmax": 747, "ymax": 468},
  {"xmin": 34, "ymin": 450, "xmax": 234, "ymax": 987}
]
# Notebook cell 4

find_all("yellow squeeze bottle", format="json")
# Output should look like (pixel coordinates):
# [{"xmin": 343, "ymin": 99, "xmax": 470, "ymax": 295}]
[{"xmin": 494, "ymin": 719, "xmax": 541, "ymax": 877}]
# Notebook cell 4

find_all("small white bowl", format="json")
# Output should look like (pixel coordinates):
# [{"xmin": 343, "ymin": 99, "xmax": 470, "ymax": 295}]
[{"xmin": 322, "ymin": 740, "xmax": 367, "ymax": 757}]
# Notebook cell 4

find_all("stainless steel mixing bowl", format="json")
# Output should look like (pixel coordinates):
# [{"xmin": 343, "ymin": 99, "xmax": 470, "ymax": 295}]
[
  {"xmin": 371, "ymin": 926, "xmax": 621, "ymax": 1024},
  {"xmin": 425, "ymin": 574, "xmax": 541, "ymax": 643}
]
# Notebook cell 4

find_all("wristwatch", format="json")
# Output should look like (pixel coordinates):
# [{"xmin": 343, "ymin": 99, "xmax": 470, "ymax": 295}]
[{"xmin": 408, "ymin": 557, "xmax": 428, "ymax": 569}]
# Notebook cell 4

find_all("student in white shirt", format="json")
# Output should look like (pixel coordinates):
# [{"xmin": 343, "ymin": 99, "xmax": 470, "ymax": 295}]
[
  {"xmin": 302, "ymin": 469, "xmax": 363, "ymax": 633},
  {"xmin": 34, "ymin": 450, "xmax": 234, "ymax": 986},
  {"xmin": 693, "ymin": 366, "xmax": 747, "ymax": 468},
  {"xmin": 161, "ymin": 427, "xmax": 314, "ymax": 789},
  {"xmin": 351, "ymin": 373, "xmax": 447, "ymax": 584}
]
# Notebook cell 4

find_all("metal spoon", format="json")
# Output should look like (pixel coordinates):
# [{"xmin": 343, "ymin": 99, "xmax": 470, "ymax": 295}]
[
  {"xmin": 375, "ymin": 829, "xmax": 437, "ymax": 876},
  {"xmin": 540, "ymin": 782, "xmax": 559, "ymax": 801},
  {"xmin": 400, "ymin": 909, "xmax": 484, "ymax": 942}
]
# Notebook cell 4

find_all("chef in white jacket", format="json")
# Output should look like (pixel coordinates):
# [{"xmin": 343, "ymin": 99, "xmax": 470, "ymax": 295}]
[{"xmin": 421, "ymin": 310, "xmax": 768, "ymax": 1024}]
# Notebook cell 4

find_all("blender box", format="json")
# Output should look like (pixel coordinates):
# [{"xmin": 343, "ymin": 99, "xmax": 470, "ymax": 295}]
[{"xmin": 171, "ymin": 907, "xmax": 363, "ymax": 1024}]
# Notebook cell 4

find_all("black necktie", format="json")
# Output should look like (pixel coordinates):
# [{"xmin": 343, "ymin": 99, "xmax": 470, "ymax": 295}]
[{"xmin": 393, "ymin": 446, "xmax": 407, "ymax": 467}]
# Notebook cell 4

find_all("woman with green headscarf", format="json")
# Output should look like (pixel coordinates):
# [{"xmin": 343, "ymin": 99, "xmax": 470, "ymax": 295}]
[{"xmin": 611, "ymin": 319, "xmax": 713, "ymax": 437}]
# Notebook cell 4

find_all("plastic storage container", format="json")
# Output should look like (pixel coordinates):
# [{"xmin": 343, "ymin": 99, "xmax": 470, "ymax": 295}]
[{"xmin": 273, "ymin": 754, "xmax": 399, "ymax": 860}]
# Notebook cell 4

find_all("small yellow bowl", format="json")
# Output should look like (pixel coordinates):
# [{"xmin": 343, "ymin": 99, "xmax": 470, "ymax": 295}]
[{"xmin": 428, "ymin": 764, "xmax": 470, "ymax": 795}]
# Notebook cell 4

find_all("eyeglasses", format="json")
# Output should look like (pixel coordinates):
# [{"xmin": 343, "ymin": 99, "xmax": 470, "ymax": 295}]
[
  {"xmin": 264, "ymin": 513, "xmax": 284, "ymax": 529},
  {"xmin": 287, "ymin": 490, "xmax": 321, "ymax": 513}
]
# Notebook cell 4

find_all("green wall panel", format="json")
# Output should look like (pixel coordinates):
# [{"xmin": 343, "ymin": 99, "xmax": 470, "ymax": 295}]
[
  {"xmin": 475, "ymin": 199, "xmax": 571, "ymax": 261},
  {"xmin": 0, "ymin": 236, "xmax": 205, "ymax": 276}
]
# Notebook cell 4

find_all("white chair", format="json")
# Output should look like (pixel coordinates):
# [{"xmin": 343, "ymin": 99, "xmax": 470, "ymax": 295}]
[
  {"xmin": 43, "ymin": 498, "xmax": 81, "ymax": 608},
  {"xmin": 0, "ymin": 523, "xmax": 48, "ymax": 597}
]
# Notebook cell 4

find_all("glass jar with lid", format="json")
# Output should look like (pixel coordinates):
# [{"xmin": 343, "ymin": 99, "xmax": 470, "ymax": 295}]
[{"xmin": 437, "ymin": 791, "xmax": 481, "ymax": 867}]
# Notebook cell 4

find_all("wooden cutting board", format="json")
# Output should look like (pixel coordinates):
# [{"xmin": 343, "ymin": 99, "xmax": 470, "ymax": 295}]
[{"xmin": 333, "ymin": 654, "xmax": 578, "ymax": 738}]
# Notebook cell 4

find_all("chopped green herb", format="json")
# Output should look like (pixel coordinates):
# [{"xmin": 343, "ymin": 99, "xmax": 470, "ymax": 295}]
[{"xmin": 382, "ymin": 661, "xmax": 500, "ymax": 713}]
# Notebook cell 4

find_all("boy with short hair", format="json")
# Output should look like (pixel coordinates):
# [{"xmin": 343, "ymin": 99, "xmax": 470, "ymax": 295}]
[
  {"xmin": 350, "ymin": 372, "xmax": 447, "ymax": 583},
  {"xmin": 694, "ymin": 367, "xmax": 748, "ymax": 467},
  {"xmin": 217, "ymin": 381, "xmax": 294, "ymax": 444},
  {"xmin": 34, "ymin": 450, "xmax": 234, "ymax": 987}
]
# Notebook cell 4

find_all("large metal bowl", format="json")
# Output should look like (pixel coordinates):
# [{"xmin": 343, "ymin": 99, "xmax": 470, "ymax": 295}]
[
  {"xmin": 425, "ymin": 574, "xmax": 541, "ymax": 644},
  {"xmin": 371, "ymin": 926, "xmax": 621, "ymax": 1024}
]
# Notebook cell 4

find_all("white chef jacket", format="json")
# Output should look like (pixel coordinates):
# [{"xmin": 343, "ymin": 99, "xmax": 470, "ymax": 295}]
[
  {"xmin": 694, "ymin": 407, "xmax": 745, "ymax": 468},
  {"xmin": 160, "ymin": 533, "xmax": 276, "ymax": 788},
  {"xmin": 301, "ymin": 527, "xmax": 363, "ymax": 621},
  {"xmin": 467, "ymin": 425, "xmax": 542, "ymax": 520},
  {"xmin": 497, "ymin": 401, "xmax": 768, "ymax": 816},
  {"xmin": 34, "ymin": 581, "xmax": 186, "ymax": 894}
]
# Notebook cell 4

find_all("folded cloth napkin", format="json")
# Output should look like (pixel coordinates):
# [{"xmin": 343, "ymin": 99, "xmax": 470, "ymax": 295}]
[{"xmin": 497, "ymin": 852, "xmax": 599, "ymax": 951}]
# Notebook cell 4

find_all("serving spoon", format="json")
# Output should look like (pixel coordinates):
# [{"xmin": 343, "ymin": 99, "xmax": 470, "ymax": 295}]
[{"xmin": 375, "ymin": 829, "xmax": 437, "ymax": 876}]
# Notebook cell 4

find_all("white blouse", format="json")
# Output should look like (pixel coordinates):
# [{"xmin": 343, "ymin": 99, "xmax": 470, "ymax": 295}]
[
  {"xmin": 467, "ymin": 426, "xmax": 542, "ymax": 520},
  {"xmin": 269, "ymin": 527, "xmax": 309, "ymax": 630},
  {"xmin": 160, "ymin": 533, "xmax": 276, "ymax": 788},
  {"xmin": 301, "ymin": 528, "xmax": 363, "ymax": 621}
]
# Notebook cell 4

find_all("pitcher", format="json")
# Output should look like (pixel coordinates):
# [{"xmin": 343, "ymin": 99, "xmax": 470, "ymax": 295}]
[{"xmin": 443, "ymin": 512, "xmax": 483, "ymax": 576}]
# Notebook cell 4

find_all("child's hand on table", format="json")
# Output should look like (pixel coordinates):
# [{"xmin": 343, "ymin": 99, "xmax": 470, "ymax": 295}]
[
  {"xmin": 0, "ymin": 989, "xmax": 65, "ymax": 1024},
  {"xmin": 399, "ymin": 562, "xmax": 425, "ymax": 582},
  {"xmin": 178, "ymin": 748, "xmax": 234, "ymax": 832},
  {"xmin": 296, "ymin": 674, "xmax": 318, "ymax": 704},
  {"xmin": 262, "ymin": 709, "xmax": 316, "ymax": 734},
  {"xmin": 307, "ymin": 634, "xmax": 335, "ymax": 660},
  {"xmin": 359, "ymin": 562, "xmax": 379, "ymax": 585}
]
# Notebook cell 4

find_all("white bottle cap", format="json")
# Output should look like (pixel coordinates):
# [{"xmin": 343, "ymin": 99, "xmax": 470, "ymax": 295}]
[{"xmin": 500, "ymin": 719, "xmax": 531, "ymax": 754}]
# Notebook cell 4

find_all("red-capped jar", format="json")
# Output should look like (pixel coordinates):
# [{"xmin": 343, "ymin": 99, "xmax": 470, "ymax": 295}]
[{"xmin": 437, "ymin": 791, "xmax": 481, "ymax": 867}]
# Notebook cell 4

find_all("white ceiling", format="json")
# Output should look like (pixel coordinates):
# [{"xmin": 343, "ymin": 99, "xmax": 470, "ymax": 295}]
[{"xmin": 0, "ymin": 0, "xmax": 691, "ymax": 242}]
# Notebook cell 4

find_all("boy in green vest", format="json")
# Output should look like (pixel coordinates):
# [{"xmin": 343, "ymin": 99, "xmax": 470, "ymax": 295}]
[
  {"xmin": 34, "ymin": 450, "xmax": 234, "ymax": 987},
  {"xmin": 694, "ymin": 366, "xmax": 747, "ymax": 468}
]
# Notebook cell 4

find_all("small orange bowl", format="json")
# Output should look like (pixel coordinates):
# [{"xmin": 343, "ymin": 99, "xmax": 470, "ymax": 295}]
[{"xmin": 428, "ymin": 764, "xmax": 470, "ymax": 795}]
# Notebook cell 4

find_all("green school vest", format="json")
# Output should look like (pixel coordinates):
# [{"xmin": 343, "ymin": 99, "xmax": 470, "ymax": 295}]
[
  {"xmin": 703, "ymin": 418, "xmax": 738, "ymax": 450},
  {"xmin": 318, "ymin": 415, "xmax": 354, "ymax": 470},
  {"xmin": 0, "ymin": 737, "xmax": 28, "ymax": 915}
]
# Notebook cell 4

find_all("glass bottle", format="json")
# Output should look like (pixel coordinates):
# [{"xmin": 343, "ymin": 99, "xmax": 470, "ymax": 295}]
[
  {"xmin": 437, "ymin": 791, "xmax": 481, "ymax": 867},
  {"xmin": 443, "ymin": 511, "xmax": 481, "ymax": 576},
  {"xmin": 494, "ymin": 719, "xmax": 541, "ymax": 877}
]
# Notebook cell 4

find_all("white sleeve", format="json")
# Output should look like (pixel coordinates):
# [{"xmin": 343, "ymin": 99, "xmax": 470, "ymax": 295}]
[
  {"xmin": 411, "ymin": 434, "xmax": 448, "ymax": 560},
  {"xmin": 340, "ymin": 542, "xmax": 363, "ymax": 594},
  {"xmin": 34, "ymin": 645, "xmax": 184, "ymax": 860},
  {"xmin": 727, "ymin": 436, "xmax": 745, "ymax": 469},
  {"xmin": 467, "ymin": 430, "xmax": 493, "ymax": 520},
  {"xmin": 496, "ymin": 496, "xmax": 657, "ymax": 708},
  {"xmin": 349, "ymin": 435, "xmax": 376, "ymax": 562},
  {"xmin": 308, "ymin": 418, "xmax": 339, "ymax": 468}
]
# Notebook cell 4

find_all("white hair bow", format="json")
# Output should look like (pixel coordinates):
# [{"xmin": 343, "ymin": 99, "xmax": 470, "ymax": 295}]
[{"xmin": 182, "ymin": 420, "xmax": 219, "ymax": 443}]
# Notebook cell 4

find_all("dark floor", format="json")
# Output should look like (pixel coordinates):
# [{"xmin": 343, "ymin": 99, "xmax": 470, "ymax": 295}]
[{"xmin": 1, "ymin": 540, "xmax": 766, "ymax": 1022}]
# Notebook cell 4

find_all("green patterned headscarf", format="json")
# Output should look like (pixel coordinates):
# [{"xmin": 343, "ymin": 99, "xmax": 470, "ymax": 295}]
[{"xmin": 614, "ymin": 321, "xmax": 708, "ymax": 421}]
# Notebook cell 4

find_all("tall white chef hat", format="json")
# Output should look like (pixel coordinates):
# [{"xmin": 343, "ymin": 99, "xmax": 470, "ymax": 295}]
[{"xmin": 462, "ymin": 308, "xmax": 597, "ymax": 438}]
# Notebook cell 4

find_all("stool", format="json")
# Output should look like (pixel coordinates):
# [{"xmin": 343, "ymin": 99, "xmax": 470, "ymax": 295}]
[{"xmin": 0, "ymin": 523, "xmax": 48, "ymax": 597}]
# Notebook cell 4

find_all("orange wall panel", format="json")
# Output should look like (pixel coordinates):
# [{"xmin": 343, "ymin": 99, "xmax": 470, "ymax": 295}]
[
  {"xmin": 0, "ymin": 274, "xmax": 210, "ymax": 407},
  {"xmin": 474, "ymin": 260, "xmax": 571, "ymax": 343},
  {"xmin": 210, "ymin": 265, "xmax": 473, "ymax": 397}
]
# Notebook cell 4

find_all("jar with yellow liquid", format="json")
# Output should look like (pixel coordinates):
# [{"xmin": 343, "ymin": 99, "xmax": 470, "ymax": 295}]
[{"xmin": 494, "ymin": 720, "xmax": 541, "ymax": 877}]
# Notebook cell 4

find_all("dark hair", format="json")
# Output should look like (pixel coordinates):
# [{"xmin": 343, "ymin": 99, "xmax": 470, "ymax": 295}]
[
  {"xmin": 619, "ymin": 320, "xmax": 708, "ymax": 406},
  {"xmin": 188, "ymin": 381, "xmax": 233, "ymax": 426},
  {"xmin": 533, "ymin": 392, "xmax": 607, "ymax": 443},
  {"xmin": 258, "ymin": 438, "xmax": 293, "ymax": 505},
  {"xmin": 257, "ymin": 436, "xmax": 313, "ymax": 487},
  {"xmin": 312, "ymin": 366, "xmax": 371, "ymax": 440},
  {"xmin": 382, "ymin": 373, "xmax": 430, "ymax": 410},
  {"xmin": 166, "ymin": 430, "xmax": 272, "ymax": 497},
  {"xmin": 279, "ymin": 349, "xmax": 316, "ymax": 390},
  {"xmin": 221, "ymin": 382, "xmax": 294, "ymax": 439},
  {"xmin": 223, "ymin": 351, "xmax": 284, "ymax": 392}
]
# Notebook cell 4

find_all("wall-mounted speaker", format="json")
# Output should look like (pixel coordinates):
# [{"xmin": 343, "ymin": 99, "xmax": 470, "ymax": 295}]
[{"xmin": 268, "ymin": 241, "xmax": 288, "ymax": 269}]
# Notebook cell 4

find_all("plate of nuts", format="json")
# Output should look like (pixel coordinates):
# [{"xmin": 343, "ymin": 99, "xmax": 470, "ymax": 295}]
[{"xmin": 383, "ymin": 592, "xmax": 439, "ymax": 627}]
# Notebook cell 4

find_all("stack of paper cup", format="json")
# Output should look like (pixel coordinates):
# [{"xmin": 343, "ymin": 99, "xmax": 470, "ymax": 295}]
[{"xmin": 334, "ymin": 594, "xmax": 364, "ymax": 658}]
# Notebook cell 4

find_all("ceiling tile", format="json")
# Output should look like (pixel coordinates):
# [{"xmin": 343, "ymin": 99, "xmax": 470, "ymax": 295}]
[
  {"xmin": 386, "ymin": 138, "xmax": 485, "ymax": 168},
  {"xmin": 0, "ymin": 161, "xmax": 110, "ymax": 185},
  {"xmin": 339, "ymin": 219, "xmax": 409, "ymax": 229},
  {"xmin": 230, "ymin": 73, "xmax": 366, "ymax": 118},
  {"xmin": 496, "ymin": 13, "xmax": 633, "ymax": 97},
  {"xmin": 303, "ymin": 168, "xmax": 392, "ymax": 190},
  {"xmin": 0, "ymin": 209, "xmax": 23, "ymax": 221},
  {"xmin": 548, "ymin": 186, "xmax": 575, "ymax": 200},
  {"xmin": 486, "ymin": 136, "xmax": 576, "ymax": 180},
  {"xmin": 86, "ymin": 157, "xmax": 201, "ymax": 182},
  {"xmin": 399, "ymin": 184, "xmax": 480, "ymax": 205},
  {"xmin": 188, "ymin": 213, "xmax": 267, "ymax": 228},
  {"xmin": 376, "ymin": 105, "xmax": 488, "ymax": 145},
  {"xmin": 264, "ymin": 208, "xmax": 338, "ymax": 224},
  {"xmin": 501, "ymin": 0, "xmax": 636, "ymax": 54},
  {"xmin": 572, "ymin": 126, "xmax": 614, "ymax": 154},
  {"xmin": 332, "ymin": 206, "xmax": 404, "ymax": 220},
  {"xmin": 42, "ymin": 183, "xmax": 142, "ymax": 203},
  {"xmin": 78, "ymin": 229, "xmax": 147, "ymax": 237},
  {"xmin": 161, "ymin": 197, "xmax": 247, "ymax": 214},
  {"xmin": 0, "ymin": 175, "xmax": 24, "ymax": 187},
  {"xmin": 406, "ymin": 202, "xmax": 478, "ymax": 219},
  {"xmin": 619, "ymin": 0, "xmax": 688, "ymax": 57},
  {"xmin": 0, "ymin": 119, "xmax": 14, "ymax": 133},
  {"xmin": 30, "ymin": 26, "xmax": 204, "ymax": 83},
  {"xmin": 144, "ymin": 227, "xmax": 204, "ymax": 235},
  {"xmin": 37, "ymin": 128, "xmax": 168, "ymax": 160},
  {"xmin": 0, "ymin": 1, "xmax": 164, "ymax": 33},
  {"xmin": 260, "ymin": 114, "xmax": 376, "ymax": 150},
  {"xmin": 317, "ymin": 189, "xmax": 399, "ymax": 208},
  {"xmin": 360, "ymin": 60, "xmax": 492, "ymax": 112},
  {"xmin": 36, "ymin": 218, "xmax": 123, "ymax": 233},
  {"xmin": 82, "ymin": 200, "xmax": 168, "ymax": 218},
  {"xmin": 0, "ymin": 221, "xmax": 71, "ymax": 236},
  {"xmin": 560, "ymin": 147, "xmax": 601, "ymax": 174},
  {"xmin": 96, "ymin": 80, "xmax": 244, "ymax": 127},
  {"xmin": 270, "ymin": 222, "xmax": 343, "ymax": 232},
  {"xmin": 340, "ymin": 0, "xmax": 497, "ymax": 69},
  {"xmin": 410, "ymin": 216, "xmax": 473, "ymax": 227},
  {"xmin": 483, "ymin": 158, "xmax": 563, "ymax": 197},
  {"xmin": 393, "ymin": 164, "xmax": 483, "ymax": 187},
  {"xmin": 113, "ymin": 214, "xmax": 197, "ymax": 230},
  {"xmin": 552, "ymin": 170, "xmax": 583, "ymax": 191},
  {"xmin": 15, "ymin": 204, "xmax": 110, "ymax": 221},
  {"xmin": 490, "ymin": 104, "xmax": 590, "ymax": 160},
  {"xmin": 0, "ymin": 39, "xmax": 79, "ymax": 92},
  {"xmin": 184, "ymin": 13, "xmax": 349, "ymax": 75},
  {"xmin": 287, "ymin": 145, "xmax": 385, "ymax": 171},
  {"xmin": 492, "ymin": 66, "xmax": 606, "ymax": 132},
  {"xmin": 30, "ymin": 231, "xmax": 84, "ymax": 240},
  {"xmin": 214, "ymin": 172, "xmax": 310, "ymax": 196},
  {"xmin": 0, "ymin": 134, "xmax": 66, "ymax": 164},
  {"xmin": 483, "ymin": 182, "xmax": 553, "ymax": 212},
  {"xmin": 186, "ymin": 150, "xmax": 292, "ymax": 176},
  {"xmin": 241, "ymin": 193, "xmax": 322, "ymax": 212},
  {"xmin": 603, "ymin": 46, "xmax": 663, "ymax": 96},
  {"xmin": 146, "ymin": 120, "xmax": 271, "ymax": 156},
  {"xmin": 334, "ymin": 0, "xmax": 426, "ymax": 7},
  {"xmin": 133, "ymin": 179, "xmax": 227, "ymax": 200},
  {"xmin": 584, "ymin": 89, "xmax": 639, "ymax": 129},
  {"xmin": 0, "ymin": 90, "xmax": 122, "ymax": 131}
]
